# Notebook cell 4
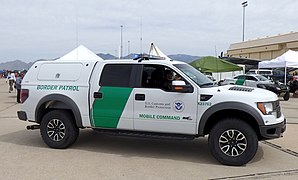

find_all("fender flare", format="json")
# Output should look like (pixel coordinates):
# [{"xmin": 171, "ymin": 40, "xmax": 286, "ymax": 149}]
[
  {"xmin": 35, "ymin": 94, "xmax": 83, "ymax": 127},
  {"xmin": 198, "ymin": 102, "xmax": 263, "ymax": 136}
]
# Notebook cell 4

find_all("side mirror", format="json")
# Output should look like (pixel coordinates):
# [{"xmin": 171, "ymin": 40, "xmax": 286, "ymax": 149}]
[{"xmin": 171, "ymin": 80, "xmax": 193, "ymax": 93}]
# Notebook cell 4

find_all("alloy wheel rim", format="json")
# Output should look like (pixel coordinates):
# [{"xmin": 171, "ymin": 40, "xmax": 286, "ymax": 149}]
[
  {"xmin": 47, "ymin": 119, "xmax": 66, "ymax": 142},
  {"xmin": 219, "ymin": 129, "xmax": 247, "ymax": 157}
]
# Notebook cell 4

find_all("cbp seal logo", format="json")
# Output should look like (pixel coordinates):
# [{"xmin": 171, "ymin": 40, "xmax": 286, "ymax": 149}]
[{"xmin": 173, "ymin": 100, "xmax": 184, "ymax": 112}]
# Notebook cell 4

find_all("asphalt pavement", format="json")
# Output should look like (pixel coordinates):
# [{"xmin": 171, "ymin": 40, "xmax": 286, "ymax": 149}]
[{"xmin": 0, "ymin": 78, "xmax": 298, "ymax": 180}]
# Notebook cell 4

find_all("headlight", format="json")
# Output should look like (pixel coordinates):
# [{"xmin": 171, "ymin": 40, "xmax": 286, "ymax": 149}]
[{"xmin": 257, "ymin": 102, "xmax": 274, "ymax": 115}]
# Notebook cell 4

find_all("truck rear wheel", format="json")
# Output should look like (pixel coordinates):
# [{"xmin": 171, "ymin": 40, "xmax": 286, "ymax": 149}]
[
  {"xmin": 40, "ymin": 110, "xmax": 79, "ymax": 149},
  {"xmin": 208, "ymin": 118, "xmax": 258, "ymax": 166}
]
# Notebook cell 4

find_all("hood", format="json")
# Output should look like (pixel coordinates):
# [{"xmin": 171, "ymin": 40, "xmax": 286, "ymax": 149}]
[
  {"xmin": 259, "ymin": 80, "xmax": 274, "ymax": 85},
  {"xmin": 200, "ymin": 85, "xmax": 278, "ymax": 102}
]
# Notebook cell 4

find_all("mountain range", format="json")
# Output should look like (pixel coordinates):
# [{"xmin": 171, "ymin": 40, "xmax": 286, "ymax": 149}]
[{"xmin": 0, "ymin": 53, "xmax": 201, "ymax": 70}]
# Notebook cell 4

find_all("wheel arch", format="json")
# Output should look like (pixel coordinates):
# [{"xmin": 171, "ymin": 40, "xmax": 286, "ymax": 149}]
[
  {"xmin": 198, "ymin": 102, "xmax": 263, "ymax": 138},
  {"xmin": 35, "ymin": 94, "xmax": 83, "ymax": 127}
]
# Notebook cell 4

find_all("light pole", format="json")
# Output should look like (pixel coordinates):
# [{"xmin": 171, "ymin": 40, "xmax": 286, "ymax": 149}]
[
  {"xmin": 242, "ymin": 1, "xmax": 248, "ymax": 42},
  {"xmin": 120, "ymin": 25, "xmax": 123, "ymax": 59},
  {"xmin": 128, "ymin": 40, "xmax": 130, "ymax": 56}
]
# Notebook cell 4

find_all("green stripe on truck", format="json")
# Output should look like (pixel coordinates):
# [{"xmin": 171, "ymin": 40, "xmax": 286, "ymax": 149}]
[{"xmin": 91, "ymin": 87, "xmax": 133, "ymax": 128}]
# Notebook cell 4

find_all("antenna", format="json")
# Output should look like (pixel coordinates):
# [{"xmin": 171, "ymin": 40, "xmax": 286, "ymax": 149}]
[
  {"xmin": 140, "ymin": 17, "xmax": 143, "ymax": 54},
  {"xmin": 214, "ymin": 45, "xmax": 217, "ymax": 57},
  {"xmin": 215, "ymin": 45, "xmax": 220, "ymax": 81},
  {"xmin": 75, "ymin": 0, "xmax": 79, "ymax": 60}
]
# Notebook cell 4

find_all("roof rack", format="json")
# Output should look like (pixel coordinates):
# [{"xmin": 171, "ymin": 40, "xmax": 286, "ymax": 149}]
[{"xmin": 133, "ymin": 54, "xmax": 165, "ymax": 62}]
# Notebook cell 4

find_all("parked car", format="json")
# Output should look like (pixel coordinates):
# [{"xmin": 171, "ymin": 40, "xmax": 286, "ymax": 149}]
[
  {"xmin": 222, "ymin": 74, "xmax": 290, "ymax": 100},
  {"xmin": 247, "ymin": 69, "xmax": 273, "ymax": 77},
  {"xmin": 271, "ymin": 69, "xmax": 293, "ymax": 83},
  {"xmin": 247, "ymin": 69, "xmax": 293, "ymax": 83}
]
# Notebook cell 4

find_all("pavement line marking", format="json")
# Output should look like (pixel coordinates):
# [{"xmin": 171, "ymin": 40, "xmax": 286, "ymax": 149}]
[
  {"xmin": 262, "ymin": 140, "xmax": 298, "ymax": 157},
  {"xmin": 209, "ymin": 169, "xmax": 298, "ymax": 180},
  {"xmin": 0, "ymin": 116, "xmax": 18, "ymax": 118},
  {"xmin": 287, "ymin": 122, "xmax": 298, "ymax": 124},
  {"xmin": 0, "ymin": 103, "xmax": 18, "ymax": 113}
]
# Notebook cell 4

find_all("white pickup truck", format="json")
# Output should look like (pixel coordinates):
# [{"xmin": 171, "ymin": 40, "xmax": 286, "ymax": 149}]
[{"xmin": 18, "ymin": 45, "xmax": 286, "ymax": 166}]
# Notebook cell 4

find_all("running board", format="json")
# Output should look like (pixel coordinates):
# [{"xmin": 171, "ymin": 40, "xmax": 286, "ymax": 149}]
[{"xmin": 92, "ymin": 128, "xmax": 195, "ymax": 140}]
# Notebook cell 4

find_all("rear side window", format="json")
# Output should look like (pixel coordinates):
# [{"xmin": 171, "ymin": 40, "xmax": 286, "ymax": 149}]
[
  {"xmin": 258, "ymin": 70, "xmax": 272, "ymax": 75},
  {"xmin": 100, "ymin": 64, "xmax": 132, "ymax": 87},
  {"xmin": 247, "ymin": 70, "xmax": 256, "ymax": 74},
  {"xmin": 235, "ymin": 75, "xmax": 245, "ymax": 80},
  {"xmin": 246, "ymin": 76, "xmax": 257, "ymax": 81}
]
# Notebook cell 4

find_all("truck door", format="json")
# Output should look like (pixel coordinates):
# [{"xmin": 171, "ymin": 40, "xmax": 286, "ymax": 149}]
[
  {"xmin": 90, "ymin": 64, "xmax": 135, "ymax": 130},
  {"xmin": 133, "ymin": 64, "xmax": 198, "ymax": 134}
]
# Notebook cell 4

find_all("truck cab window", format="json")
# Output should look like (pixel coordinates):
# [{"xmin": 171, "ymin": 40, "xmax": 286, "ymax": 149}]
[
  {"xmin": 141, "ymin": 64, "xmax": 185, "ymax": 91},
  {"xmin": 100, "ymin": 64, "xmax": 132, "ymax": 87}
]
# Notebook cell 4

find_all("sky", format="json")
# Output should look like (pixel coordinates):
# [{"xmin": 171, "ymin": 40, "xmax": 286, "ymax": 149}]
[{"xmin": 0, "ymin": 0, "xmax": 297, "ymax": 63}]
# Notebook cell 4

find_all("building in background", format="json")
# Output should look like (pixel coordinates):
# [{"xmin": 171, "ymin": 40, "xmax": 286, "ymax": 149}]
[{"xmin": 226, "ymin": 31, "xmax": 298, "ymax": 61}]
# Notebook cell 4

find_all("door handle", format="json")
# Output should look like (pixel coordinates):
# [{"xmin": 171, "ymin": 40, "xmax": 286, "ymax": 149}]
[
  {"xmin": 94, "ymin": 92, "xmax": 103, "ymax": 99},
  {"xmin": 135, "ymin": 94, "xmax": 145, "ymax": 101}
]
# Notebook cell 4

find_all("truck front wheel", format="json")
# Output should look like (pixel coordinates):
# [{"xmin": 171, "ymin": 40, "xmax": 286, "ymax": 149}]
[
  {"xmin": 40, "ymin": 110, "xmax": 79, "ymax": 149},
  {"xmin": 208, "ymin": 118, "xmax": 258, "ymax": 166}
]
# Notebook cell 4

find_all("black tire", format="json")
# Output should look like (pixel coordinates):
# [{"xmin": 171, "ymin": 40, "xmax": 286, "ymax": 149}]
[
  {"xmin": 283, "ymin": 92, "xmax": 290, "ymax": 101},
  {"xmin": 208, "ymin": 118, "xmax": 258, "ymax": 166},
  {"xmin": 40, "ymin": 110, "xmax": 79, "ymax": 149}
]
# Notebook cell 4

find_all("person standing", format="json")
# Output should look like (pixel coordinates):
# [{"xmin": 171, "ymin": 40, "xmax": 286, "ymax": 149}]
[
  {"xmin": 15, "ymin": 73, "xmax": 24, "ymax": 103},
  {"xmin": 6, "ymin": 71, "xmax": 16, "ymax": 93}
]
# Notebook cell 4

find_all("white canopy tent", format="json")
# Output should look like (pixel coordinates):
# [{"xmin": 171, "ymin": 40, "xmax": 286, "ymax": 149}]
[
  {"xmin": 57, "ymin": 45, "xmax": 104, "ymax": 62},
  {"xmin": 148, "ymin": 43, "xmax": 171, "ymax": 60},
  {"xmin": 258, "ymin": 50, "xmax": 298, "ymax": 83}
]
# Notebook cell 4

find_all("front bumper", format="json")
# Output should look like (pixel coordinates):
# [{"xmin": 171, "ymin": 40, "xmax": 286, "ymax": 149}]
[{"xmin": 259, "ymin": 118, "xmax": 286, "ymax": 140}]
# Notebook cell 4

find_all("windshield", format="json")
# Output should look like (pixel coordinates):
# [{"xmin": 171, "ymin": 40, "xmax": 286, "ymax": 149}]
[{"xmin": 174, "ymin": 64, "xmax": 214, "ymax": 86}]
